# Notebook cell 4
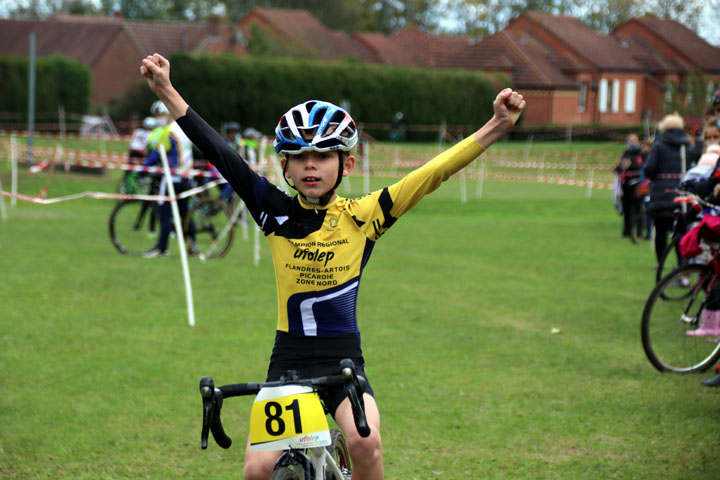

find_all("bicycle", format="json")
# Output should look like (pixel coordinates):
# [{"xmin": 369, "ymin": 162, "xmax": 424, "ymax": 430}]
[
  {"xmin": 108, "ymin": 174, "xmax": 238, "ymax": 258},
  {"xmin": 199, "ymin": 358, "xmax": 370, "ymax": 479},
  {"xmin": 642, "ymin": 239, "xmax": 720, "ymax": 373},
  {"xmin": 654, "ymin": 200, "xmax": 698, "ymax": 284}
]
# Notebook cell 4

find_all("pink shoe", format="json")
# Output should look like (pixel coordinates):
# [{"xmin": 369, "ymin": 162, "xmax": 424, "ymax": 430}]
[{"xmin": 687, "ymin": 310, "xmax": 720, "ymax": 337}]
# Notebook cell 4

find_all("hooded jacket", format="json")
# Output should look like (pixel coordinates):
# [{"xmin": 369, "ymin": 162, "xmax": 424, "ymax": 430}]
[{"xmin": 644, "ymin": 128, "xmax": 689, "ymax": 217}]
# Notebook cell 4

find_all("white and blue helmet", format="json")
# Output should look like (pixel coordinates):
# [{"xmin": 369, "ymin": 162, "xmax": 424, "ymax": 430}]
[{"xmin": 274, "ymin": 100, "xmax": 358, "ymax": 155}]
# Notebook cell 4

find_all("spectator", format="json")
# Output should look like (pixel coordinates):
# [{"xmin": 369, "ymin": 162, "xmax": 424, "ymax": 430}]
[
  {"xmin": 615, "ymin": 133, "xmax": 644, "ymax": 242},
  {"xmin": 223, "ymin": 121, "xmax": 242, "ymax": 152},
  {"xmin": 644, "ymin": 113, "xmax": 688, "ymax": 266},
  {"xmin": 390, "ymin": 111, "xmax": 407, "ymax": 142}
]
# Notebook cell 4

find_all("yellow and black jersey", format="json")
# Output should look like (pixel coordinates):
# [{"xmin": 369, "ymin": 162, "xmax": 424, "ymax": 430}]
[{"xmin": 179, "ymin": 108, "xmax": 484, "ymax": 337}]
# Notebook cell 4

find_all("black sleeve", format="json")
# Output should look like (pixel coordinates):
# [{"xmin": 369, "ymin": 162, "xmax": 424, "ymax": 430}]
[
  {"xmin": 692, "ymin": 175, "xmax": 720, "ymax": 198},
  {"xmin": 176, "ymin": 107, "xmax": 292, "ymax": 233},
  {"xmin": 176, "ymin": 107, "xmax": 258, "ymax": 199}
]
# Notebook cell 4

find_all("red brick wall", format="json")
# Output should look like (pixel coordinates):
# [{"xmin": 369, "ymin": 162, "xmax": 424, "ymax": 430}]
[
  {"xmin": 518, "ymin": 90, "xmax": 553, "ymax": 124},
  {"xmin": 91, "ymin": 32, "xmax": 142, "ymax": 106},
  {"xmin": 550, "ymin": 89, "xmax": 584, "ymax": 124}
]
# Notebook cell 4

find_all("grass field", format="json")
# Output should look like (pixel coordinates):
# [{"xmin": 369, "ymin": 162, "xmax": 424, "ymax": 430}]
[{"xmin": 2, "ymin": 155, "xmax": 719, "ymax": 479}]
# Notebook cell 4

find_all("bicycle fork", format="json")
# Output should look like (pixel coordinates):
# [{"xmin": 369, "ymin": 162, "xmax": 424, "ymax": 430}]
[{"xmin": 308, "ymin": 446, "xmax": 347, "ymax": 480}]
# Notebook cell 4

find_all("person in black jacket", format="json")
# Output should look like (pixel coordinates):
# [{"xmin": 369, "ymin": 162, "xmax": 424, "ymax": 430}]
[
  {"xmin": 644, "ymin": 113, "xmax": 689, "ymax": 265},
  {"xmin": 615, "ymin": 133, "xmax": 644, "ymax": 242}
]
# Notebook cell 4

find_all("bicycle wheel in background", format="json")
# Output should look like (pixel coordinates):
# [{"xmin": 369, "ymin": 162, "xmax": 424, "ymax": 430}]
[
  {"xmin": 185, "ymin": 197, "xmax": 234, "ymax": 259},
  {"xmin": 109, "ymin": 200, "xmax": 160, "ymax": 255},
  {"xmin": 642, "ymin": 263, "xmax": 720, "ymax": 373},
  {"xmin": 655, "ymin": 234, "xmax": 684, "ymax": 285},
  {"xmin": 325, "ymin": 429, "xmax": 352, "ymax": 480}
]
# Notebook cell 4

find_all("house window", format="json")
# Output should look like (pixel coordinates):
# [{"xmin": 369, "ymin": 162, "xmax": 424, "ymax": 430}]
[
  {"xmin": 708, "ymin": 81, "xmax": 715, "ymax": 103},
  {"xmin": 578, "ymin": 82, "xmax": 587, "ymax": 112},
  {"xmin": 624, "ymin": 80, "xmax": 636, "ymax": 113},
  {"xmin": 612, "ymin": 79, "xmax": 620, "ymax": 113},
  {"xmin": 599, "ymin": 79, "xmax": 608, "ymax": 113},
  {"xmin": 665, "ymin": 81, "xmax": 673, "ymax": 104}
]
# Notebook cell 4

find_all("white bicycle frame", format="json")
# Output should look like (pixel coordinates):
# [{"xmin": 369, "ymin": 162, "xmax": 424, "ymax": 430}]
[{"xmin": 306, "ymin": 442, "xmax": 345, "ymax": 479}]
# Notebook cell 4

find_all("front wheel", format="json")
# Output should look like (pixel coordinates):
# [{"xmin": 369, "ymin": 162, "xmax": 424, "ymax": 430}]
[
  {"xmin": 108, "ymin": 200, "xmax": 160, "ymax": 255},
  {"xmin": 325, "ymin": 429, "xmax": 352, "ymax": 480},
  {"xmin": 268, "ymin": 465, "xmax": 306, "ymax": 480},
  {"xmin": 642, "ymin": 263, "xmax": 720, "ymax": 373}
]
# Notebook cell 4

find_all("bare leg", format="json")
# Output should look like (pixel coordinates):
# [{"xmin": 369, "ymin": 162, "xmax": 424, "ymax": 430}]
[
  {"xmin": 333, "ymin": 393, "xmax": 383, "ymax": 480},
  {"xmin": 243, "ymin": 436, "xmax": 282, "ymax": 480}
]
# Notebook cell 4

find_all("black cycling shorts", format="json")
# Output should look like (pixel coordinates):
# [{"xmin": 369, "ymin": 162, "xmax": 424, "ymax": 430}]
[{"xmin": 266, "ymin": 331, "xmax": 374, "ymax": 418}]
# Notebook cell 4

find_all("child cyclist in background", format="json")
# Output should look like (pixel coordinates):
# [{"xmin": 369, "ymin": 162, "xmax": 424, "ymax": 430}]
[{"xmin": 141, "ymin": 53, "xmax": 525, "ymax": 480}]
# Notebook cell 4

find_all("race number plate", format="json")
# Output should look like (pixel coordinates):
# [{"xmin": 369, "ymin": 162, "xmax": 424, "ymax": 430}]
[{"xmin": 249, "ymin": 385, "xmax": 330, "ymax": 451}]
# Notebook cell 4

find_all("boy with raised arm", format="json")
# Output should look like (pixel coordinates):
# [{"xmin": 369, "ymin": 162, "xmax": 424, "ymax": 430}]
[{"xmin": 141, "ymin": 53, "xmax": 525, "ymax": 480}]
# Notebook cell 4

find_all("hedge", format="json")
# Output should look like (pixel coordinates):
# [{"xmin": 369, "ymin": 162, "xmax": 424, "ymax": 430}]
[
  {"xmin": 113, "ymin": 52, "xmax": 506, "ymax": 141},
  {"xmin": 0, "ymin": 55, "xmax": 90, "ymax": 117}
]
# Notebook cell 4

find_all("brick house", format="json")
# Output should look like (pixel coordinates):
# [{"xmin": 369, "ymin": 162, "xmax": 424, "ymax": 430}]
[
  {"xmin": 612, "ymin": 16, "xmax": 720, "ymax": 120},
  {"xmin": 437, "ymin": 11, "xmax": 720, "ymax": 126},
  {"xmin": 0, "ymin": 15, "xmax": 247, "ymax": 107}
]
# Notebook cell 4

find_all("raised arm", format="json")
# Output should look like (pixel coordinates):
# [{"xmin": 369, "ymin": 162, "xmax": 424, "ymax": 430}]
[
  {"xmin": 473, "ymin": 88, "xmax": 525, "ymax": 149},
  {"xmin": 140, "ymin": 53, "xmax": 189, "ymax": 120}
]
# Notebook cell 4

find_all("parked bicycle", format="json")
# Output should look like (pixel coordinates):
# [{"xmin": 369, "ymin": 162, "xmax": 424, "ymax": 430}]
[
  {"xmin": 642, "ymin": 230, "xmax": 720, "ymax": 373},
  {"xmin": 654, "ymin": 197, "xmax": 702, "ymax": 284},
  {"xmin": 199, "ymin": 358, "xmax": 369, "ymax": 479},
  {"xmin": 108, "ymin": 174, "xmax": 241, "ymax": 258}
]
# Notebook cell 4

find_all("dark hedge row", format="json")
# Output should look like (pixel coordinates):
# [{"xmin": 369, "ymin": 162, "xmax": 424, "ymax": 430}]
[
  {"xmin": 115, "ymin": 52, "xmax": 506, "ymax": 141},
  {"xmin": 0, "ymin": 55, "xmax": 90, "ymax": 117}
]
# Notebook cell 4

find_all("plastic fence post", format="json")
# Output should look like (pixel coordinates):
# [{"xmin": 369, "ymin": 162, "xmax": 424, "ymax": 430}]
[
  {"xmin": 10, "ymin": 135, "xmax": 18, "ymax": 207},
  {"xmin": 159, "ymin": 144, "xmax": 195, "ymax": 327},
  {"xmin": 363, "ymin": 142, "xmax": 370, "ymax": 194}
]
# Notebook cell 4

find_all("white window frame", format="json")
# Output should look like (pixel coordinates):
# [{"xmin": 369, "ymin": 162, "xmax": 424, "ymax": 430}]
[
  {"xmin": 611, "ymin": 79, "xmax": 620, "ymax": 113},
  {"xmin": 578, "ymin": 82, "xmax": 587, "ymax": 112},
  {"xmin": 599, "ymin": 79, "xmax": 608, "ymax": 113},
  {"xmin": 624, "ymin": 80, "xmax": 636, "ymax": 113}
]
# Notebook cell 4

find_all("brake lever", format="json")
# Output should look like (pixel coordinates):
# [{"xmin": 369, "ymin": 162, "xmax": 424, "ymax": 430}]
[
  {"xmin": 340, "ymin": 359, "xmax": 371, "ymax": 438},
  {"xmin": 199, "ymin": 376, "xmax": 215, "ymax": 450}
]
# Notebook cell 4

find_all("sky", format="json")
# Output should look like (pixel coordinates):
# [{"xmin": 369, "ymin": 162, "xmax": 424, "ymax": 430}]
[{"xmin": 698, "ymin": 5, "xmax": 720, "ymax": 46}]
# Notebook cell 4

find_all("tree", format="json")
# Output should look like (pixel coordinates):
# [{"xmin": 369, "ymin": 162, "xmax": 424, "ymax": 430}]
[
  {"xmin": 221, "ymin": 0, "xmax": 437, "ymax": 33},
  {"xmin": 584, "ymin": 0, "xmax": 639, "ymax": 33},
  {"xmin": 437, "ymin": 0, "xmax": 583, "ymax": 37},
  {"xmin": 665, "ymin": 71, "xmax": 715, "ymax": 117}
]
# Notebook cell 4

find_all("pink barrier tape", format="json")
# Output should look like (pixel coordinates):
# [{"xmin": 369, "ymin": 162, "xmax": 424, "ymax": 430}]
[
  {"xmin": 0, "ymin": 178, "xmax": 226, "ymax": 205},
  {"xmin": 489, "ymin": 160, "xmax": 611, "ymax": 170},
  {"xmin": 0, "ymin": 129, "xmax": 131, "ymax": 141},
  {"xmin": 28, "ymin": 158, "xmax": 225, "ymax": 179},
  {"xmin": 366, "ymin": 169, "xmax": 611, "ymax": 190}
]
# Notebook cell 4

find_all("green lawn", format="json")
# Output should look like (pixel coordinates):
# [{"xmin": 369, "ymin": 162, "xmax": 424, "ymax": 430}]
[{"xmin": 1, "ymin": 159, "xmax": 719, "ymax": 479}]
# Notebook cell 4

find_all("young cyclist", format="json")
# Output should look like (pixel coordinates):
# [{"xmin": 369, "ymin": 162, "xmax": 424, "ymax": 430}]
[
  {"xmin": 140, "ymin": 53, "xmax": 525, "ymax": 480},
  {"xmin": 142, "ymin": 100, "xmax": 196, "ymax": 258}
]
